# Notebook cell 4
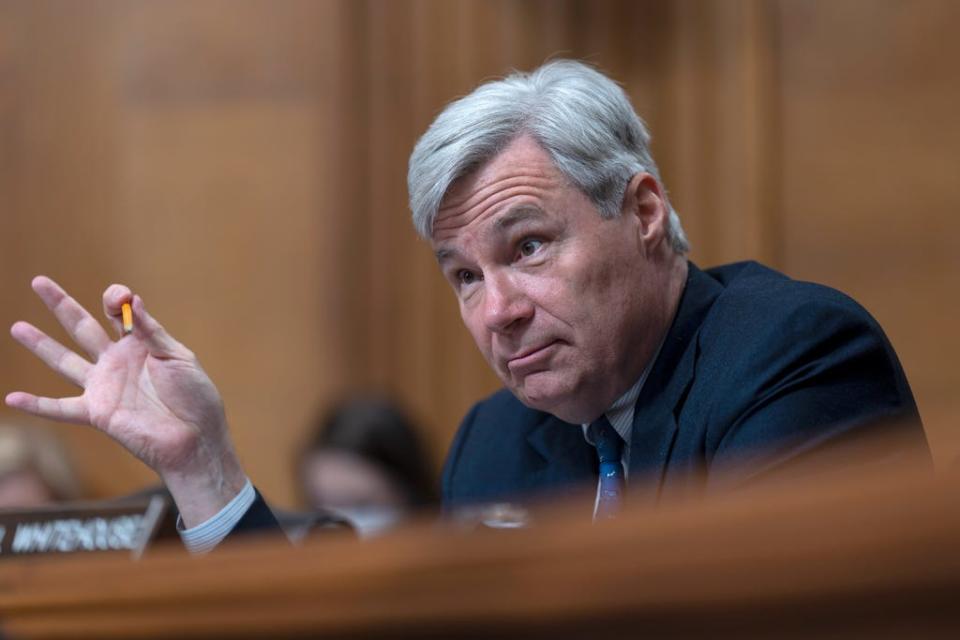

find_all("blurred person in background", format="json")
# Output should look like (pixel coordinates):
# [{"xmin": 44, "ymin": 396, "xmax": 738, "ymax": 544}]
[
  {"xmin": 0, "ymin": 424, "xmax": 82, "ymax": 509},
  {"xmin": 297, "ymin": 396, "xmax": 437, "ymax": 538}
]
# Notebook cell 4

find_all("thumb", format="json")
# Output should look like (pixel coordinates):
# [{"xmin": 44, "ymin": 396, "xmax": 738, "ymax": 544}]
[{"xmin": 131, "ymin": 295, "xmax": 191, "ymax": 359}]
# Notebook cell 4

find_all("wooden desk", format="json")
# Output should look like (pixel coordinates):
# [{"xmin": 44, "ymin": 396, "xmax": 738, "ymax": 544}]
[{"xmin": 0, "ymin": 466, "xmax": 957, "ymax": 639}]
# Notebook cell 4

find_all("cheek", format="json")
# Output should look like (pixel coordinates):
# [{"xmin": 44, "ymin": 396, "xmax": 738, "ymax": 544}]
[
  {"xmin": 557, "ymin": 254, "xmax": 640, "ymax": 347},
  {"xmin": 553, "ymin": 253, "xmax": 623, "ymax": 320},
  {"xmin": 581, "ymin": 253, "xmax": 623, "ymax": 295}
]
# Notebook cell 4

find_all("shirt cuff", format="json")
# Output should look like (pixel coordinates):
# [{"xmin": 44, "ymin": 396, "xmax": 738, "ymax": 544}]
[{"xmin": 178, "ymin": 478, "xmax": 255, "ymax": 554}]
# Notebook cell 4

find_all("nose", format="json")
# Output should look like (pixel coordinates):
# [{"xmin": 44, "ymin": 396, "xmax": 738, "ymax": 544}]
[{"xmin": 482, "ymin": 269, "xmax": 533, "ymax": 334}]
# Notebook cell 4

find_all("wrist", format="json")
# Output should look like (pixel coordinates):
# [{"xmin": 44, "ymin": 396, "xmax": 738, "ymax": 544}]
[{"xmin": 161, "ymin": 440, "xmax": 248, "ymax": 528}]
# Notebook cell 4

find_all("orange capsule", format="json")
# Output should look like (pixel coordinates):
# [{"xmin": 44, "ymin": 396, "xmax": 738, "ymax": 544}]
[{"xmin": 121, "ymin": 302, "xmax": 133, "ymax": 334}]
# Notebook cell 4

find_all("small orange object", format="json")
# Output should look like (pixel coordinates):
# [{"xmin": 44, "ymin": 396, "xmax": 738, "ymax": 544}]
[{"xmin": 121, "ymin": 302, "xmax": 133, "ymax": 334}]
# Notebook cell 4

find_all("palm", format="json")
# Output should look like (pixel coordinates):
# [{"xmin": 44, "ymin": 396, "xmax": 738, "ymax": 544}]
[
  {"xmin": 83, "ymin": 338, "xmax": 223, "ymax": 471},
  {"xmin": 6, "ymin": 276, "xmax": 227, "ymax": 477}
]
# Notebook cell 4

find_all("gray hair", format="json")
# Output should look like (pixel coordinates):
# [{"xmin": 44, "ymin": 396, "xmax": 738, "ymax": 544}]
[{"xmin": 407, "ymin": 60, "xmax": 689, "ymax": 253}]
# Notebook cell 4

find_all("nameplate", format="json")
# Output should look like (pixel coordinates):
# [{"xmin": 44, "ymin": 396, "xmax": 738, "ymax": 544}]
[{"xmin": 0, "ymin": 495, "xmax": 169, "ymax": 559}]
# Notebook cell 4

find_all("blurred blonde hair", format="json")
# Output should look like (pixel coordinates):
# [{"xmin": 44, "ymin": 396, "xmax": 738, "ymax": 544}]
[{"xmin": 0, "ymin": 424, "xmax": 82, "ymax": 502}]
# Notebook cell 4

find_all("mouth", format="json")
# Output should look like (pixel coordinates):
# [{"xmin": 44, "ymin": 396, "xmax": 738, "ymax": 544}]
[{"xmin": 506, "ymin": 340, "xmax": 561, "ymax": 374}]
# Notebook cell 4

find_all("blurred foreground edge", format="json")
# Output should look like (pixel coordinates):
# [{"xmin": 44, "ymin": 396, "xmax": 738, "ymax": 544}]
[{"xmin": 0, "ymin": 421, "xmax": 956, "ymax": 639}]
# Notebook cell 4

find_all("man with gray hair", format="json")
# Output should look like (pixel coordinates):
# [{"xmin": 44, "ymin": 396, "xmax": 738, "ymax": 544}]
[
  {"xmin": 407, "ymin": 60, "xmax": 926, "ymax": 515},
  {"xmin": 6, "ymin": 61, "xmax": 926, "ymax": 545}
]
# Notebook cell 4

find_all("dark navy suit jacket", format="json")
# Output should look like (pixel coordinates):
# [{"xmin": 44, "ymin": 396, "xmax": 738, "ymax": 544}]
[
  {"xmin": 440, "ymin": 261, "xmax": 927, "ymax": 514},
  {"xmin": 236, "ymin": 261, "xmax": 927, "ymax": 532}
]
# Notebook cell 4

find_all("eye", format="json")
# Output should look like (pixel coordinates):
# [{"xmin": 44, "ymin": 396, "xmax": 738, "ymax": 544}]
[
  {"xmin": 457, "ymin": 269, "xmax": 479, "ymax": 286},
  {"xmin": 519, "ymin": 238, "xmax": 543, "ymax": 258}
]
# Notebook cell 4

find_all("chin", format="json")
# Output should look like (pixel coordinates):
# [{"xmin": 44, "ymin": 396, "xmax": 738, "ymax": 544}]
[{"xmin": 513, "ymin": 372, "xmax": 586, "ymax": 422}]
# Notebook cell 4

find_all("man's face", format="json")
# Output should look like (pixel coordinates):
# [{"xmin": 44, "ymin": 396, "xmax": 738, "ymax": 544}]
[{"xmin": 431, "ymin": 135, "xmax": 671, "ymax": 423}]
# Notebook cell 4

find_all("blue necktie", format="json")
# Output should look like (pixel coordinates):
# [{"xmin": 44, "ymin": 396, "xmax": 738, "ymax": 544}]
[{"xmin": 588, "ymin": 415, "xmax": 626, "ymax": 520}]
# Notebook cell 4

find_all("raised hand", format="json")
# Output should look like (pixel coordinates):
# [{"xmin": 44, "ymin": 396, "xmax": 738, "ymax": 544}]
[{"xmin": 5, "ymin": 276, "xmax": 246, "ymax": 527}]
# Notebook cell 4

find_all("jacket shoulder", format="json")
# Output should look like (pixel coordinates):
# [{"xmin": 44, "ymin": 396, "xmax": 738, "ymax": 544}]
[
  {"xmin": 701, "ymin": 261, "xmax": 885, "ymax": 349},
  {"xmin": 683, "ymin": 262, "xmax": 922, "ymax": 476}
]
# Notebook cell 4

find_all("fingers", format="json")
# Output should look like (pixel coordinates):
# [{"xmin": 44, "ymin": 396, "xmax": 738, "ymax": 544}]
[
  {"xmin": 31, "ymin": 276, "xmax": 112, "ymax": 360},
  {"xmin": 10, "ymin": 321, "xmax": 92, "ymax": 388},
  {"xmin": 103, "ymin": 287, "xmax": 186, "ymax": 359},
  {"xmin": 102, "ymin": 283, "xmax": 133, "ymax": 336},
  {"xmin": 131, "ymin": 295, "xmax": 191, "ymax": 359},
  {"xmin": 4, "ymin": 391, "xmax": 89, "ymax": 425}
]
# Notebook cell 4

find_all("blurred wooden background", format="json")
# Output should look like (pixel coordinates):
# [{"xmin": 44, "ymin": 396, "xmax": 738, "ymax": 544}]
[{"xmin": 0, "ymin": 0, "xmax": 957, "ymax": 507}]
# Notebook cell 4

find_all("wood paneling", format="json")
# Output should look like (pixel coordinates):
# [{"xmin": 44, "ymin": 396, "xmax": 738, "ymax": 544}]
[{"xmin": 0, "ymin": 0, "xmax": 956, "ymax": 507}]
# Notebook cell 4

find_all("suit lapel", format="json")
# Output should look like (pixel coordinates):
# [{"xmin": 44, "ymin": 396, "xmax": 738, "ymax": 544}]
[
  {"xmin": 524, "ymin": 413, "xmax": 597, "ymax": 494},
  {"xmin": 629, "ymin": 262, "xmax": 722, "ymax": 505}
]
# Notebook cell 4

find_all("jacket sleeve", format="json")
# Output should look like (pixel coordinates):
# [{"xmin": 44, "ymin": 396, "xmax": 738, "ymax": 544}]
[{"xmin": 230, "ymin": 488, "xmax": 283, "ymax": 535}]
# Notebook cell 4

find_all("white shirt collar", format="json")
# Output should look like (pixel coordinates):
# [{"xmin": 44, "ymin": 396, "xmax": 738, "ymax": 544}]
[
  {"xmin": 581, "ymin": 375, "xmax": 644, "ymax": 446},
  {"xmin": 581, "ymin": 338, "xmax": 664, "ymax": 454}
]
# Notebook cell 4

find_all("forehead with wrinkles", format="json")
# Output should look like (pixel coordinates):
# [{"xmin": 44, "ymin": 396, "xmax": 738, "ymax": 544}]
[{"xmin": 431, "ymin": 136, "xmax": 567, "ymax": 242}]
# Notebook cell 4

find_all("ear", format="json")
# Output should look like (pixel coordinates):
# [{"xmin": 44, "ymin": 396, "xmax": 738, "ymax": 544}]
[{"xmin": 622, "ymin": 172, "xmax": 668, "ymax": 253}]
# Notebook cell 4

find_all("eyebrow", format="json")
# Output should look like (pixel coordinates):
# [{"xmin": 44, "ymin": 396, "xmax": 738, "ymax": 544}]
[
  {"xmin": 434, "ymin": 205, "xmax": 548, "ymax": 264},
  {"xmin": 494, "ymin": 205, "xmax": 547, "ymax": 232},
  {"xmin": 435, "ymin": 247, "xmax": 457, "ymax": 264}
]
